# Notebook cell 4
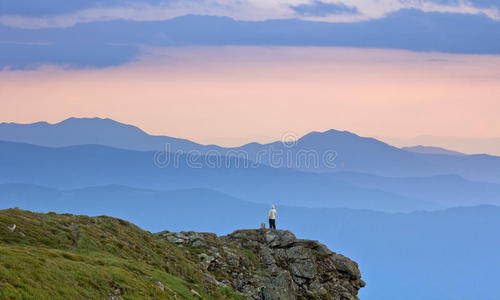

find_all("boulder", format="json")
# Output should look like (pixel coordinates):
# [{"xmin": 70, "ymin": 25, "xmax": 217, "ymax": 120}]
[{"xmin": 158, "ymin": 229, "xmax": 365, "ymax": 299}]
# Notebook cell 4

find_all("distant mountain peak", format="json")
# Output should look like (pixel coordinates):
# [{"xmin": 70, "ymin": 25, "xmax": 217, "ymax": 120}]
[
  {"xmin": 300, "ymin": 129, "xmax": 357, "ymax": 140},
  {"xmin": 402, "ymin": 145, "xmax": 465, "ymax": 156}
]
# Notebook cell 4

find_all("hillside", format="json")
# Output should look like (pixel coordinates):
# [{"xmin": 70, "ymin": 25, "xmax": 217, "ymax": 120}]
[
  {"xmin": 0, "ymin": 209, "xmax": 364, "ymax": 299},
  {"xmin": 3, "ymin": 193, "xmax": 500, "ymax": 300}
]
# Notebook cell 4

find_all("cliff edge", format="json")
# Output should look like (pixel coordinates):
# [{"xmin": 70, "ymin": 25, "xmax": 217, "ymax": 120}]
[
  {"xmin": 0, "ymin": 208, "xmax": 364, "ymax": 299},
  {"xmin": 159, "ymin": 229, "xmax": 365, "ymax": 299}
]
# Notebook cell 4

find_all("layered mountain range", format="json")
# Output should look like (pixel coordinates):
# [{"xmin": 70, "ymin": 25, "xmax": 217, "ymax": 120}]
[{"xmin": 0, "ymin": 117, "xmax": 499, "ymax": 299}]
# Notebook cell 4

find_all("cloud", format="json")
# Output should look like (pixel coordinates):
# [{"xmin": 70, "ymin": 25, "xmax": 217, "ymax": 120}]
[
  {"xmin": 0, "ymin": 41, "xmax": 139, "ymax": 70},
  {"xmin": 0, "ymin": 0, "xmax": 170, "ymax": 16},
  {"xmin": 403, "ymin": 0, "xmax": 499, "ymax": 9},
  {"xmin": 2, "ymin": 9, "xmax": 500, "ymax": 70},
  {"xmin": 0, "ymin": 0, "xmax": 499, "ymax": 29},
  {"xmin": 290, "ymin": 1, "xmax": 359, "ymax": 17}
]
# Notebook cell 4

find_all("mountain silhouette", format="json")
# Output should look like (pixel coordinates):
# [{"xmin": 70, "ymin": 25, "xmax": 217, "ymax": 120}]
[
  {"xmin": 0, "ymin": 117, "xmax": 218, "ymax": 152},
  {"xmin": 1, "ymin": 118, "xmax": 499, "ymax": 183},
  {"xmin": 403, "ymin": 145, "xmax": 465, "ymax": 156},
  {"xmin": 0, "ymin": 141, "xmax": 438, "ymax": 212}
]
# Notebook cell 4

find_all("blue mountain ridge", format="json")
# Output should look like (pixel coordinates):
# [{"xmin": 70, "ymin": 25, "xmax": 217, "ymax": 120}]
[
  {"xmin": 0, "ymin": 140, "xmax": 439, "ymax": 212},
  {"xmin": 1, "ymin": 117, "xmax": 499, "ymax": 183}
]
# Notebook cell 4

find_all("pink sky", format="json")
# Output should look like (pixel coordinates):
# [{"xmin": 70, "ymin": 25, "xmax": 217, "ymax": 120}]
[{"xmin": 1, "ymin": 46, "xmax": 499, "ymax": 150}]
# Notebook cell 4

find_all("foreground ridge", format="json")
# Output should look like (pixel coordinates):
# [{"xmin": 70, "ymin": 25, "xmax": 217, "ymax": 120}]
[
  {"xmin": 0, "ymin": 208, "xmax": 364, "ymax": 299},
  {"xmin": 159, "ymin": 229, "xmax": 365, "ymax": 299}
]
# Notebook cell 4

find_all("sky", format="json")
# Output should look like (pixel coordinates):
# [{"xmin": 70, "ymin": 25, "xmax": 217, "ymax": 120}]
[
  {"xmin": 1, "ymin": 46, "xmax": 500, "ymax": 151},
  {"xmin": 0, "ymin": 0, "xmax": 499, "ymax": 153}
]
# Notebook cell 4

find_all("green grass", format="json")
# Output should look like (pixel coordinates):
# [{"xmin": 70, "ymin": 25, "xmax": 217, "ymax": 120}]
[{"xmin": 0, "ymin": 208, "xmax": 244, "ymax": 300}]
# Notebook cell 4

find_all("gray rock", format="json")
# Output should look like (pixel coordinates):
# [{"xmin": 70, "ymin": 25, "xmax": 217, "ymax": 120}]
[
  {"xmin": 262, "ymin": 285, "xmax": 295, "ymax": 300},
  {"xmin": 190, "ymin": 289, "xmax": 201, "ymax": 298},
  {"xmin": 264, "ymin": 230, "xmax": 279, "ymax": 247},
  {"xmin": 154, "ymin": 281, "xmax": 164, "ymax": 291},
  {"xmin": 157, "ymin": 228, "xmax": 364, "ymax": 299},
  {"xmin": 192, "ymin": 239, "xmax": 205, "ymax": 247},
  {"xmin": 174, "ymin": 232, "xmax": 188, "ymax": 240},
  {"xmin": 290, "ymin": 261, "xmax": 317, "ymax": 279},
  {"xmin": 332, "ymin": 254, "xmax": 361, "ymax": 279},
  {"xmin": 307, "ymin": 280, "xmax": 328, "ymax": 296},
  {"xmin": 273, "ymin": 271, "xmax": 298, "ymax": 294},
  {"xmin": 223, "ymin": 246, "xmax": 240, "ymax": 267},
  {"xmin": 260, "ymin": 247, "xmax": 276, "ymax": 265},
  {"xmin": 277, "ymin": 230, "xmax": 296, "ymax": 247},
  {"xmin": 316, "ymin": 243, "xmax": 333, "ymax": 256},
  {"xmin": 286, "ymin": 246, "xmax": 312, "ymax": 261}
]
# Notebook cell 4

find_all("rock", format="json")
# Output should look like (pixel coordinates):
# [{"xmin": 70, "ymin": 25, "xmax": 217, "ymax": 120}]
[
  {"xmin": 175, "ymin": 232, "xmax": 188, "ymax": 240},
  {"xmin": 290, "ymin": 261, "xmax": 317, "ymax": 279},
  {"xmin": 316, "ymin": 243, "xmax": 333, "ymax": 256},
  {"xmin": 190, "ymin": 289, "xmax": 201, "ymax": 298},
  {"xmin": 223, "ymin": 246, "xmax": 240, "ymax": 267},
  {"xmin": 273, "ymin": 271, "xmax": 298, "ymax": 296},
  {"xmin": 262, "ymin": 285, "xmax": 294, "ymax": 300},
  {"xmin": 203, "ymin": 272, "xmax": 223, "ymax": 287},
  {"xmin": 277, "ymin": 231, "xmax": 296, "ymax": 247},
  {"xmin": 332, "ymin": 254, "xmax": 361, "ymax": 279},
  {"xmin": 286, "ymin": 246, "xmax": 313, "ymax": 261},
  {"xmin": 158, "ymin": 229, "xmax": 364, "ymax": 299},
  {"xmin": 154, "ymin": 281, "xmax": 164, "ymax": 291},
  {"xmin": 264, "ymin": 230, "xmax": 279, "ymax": 246},
  {"xmin": 198, "ymin": 253, "xmax": 216, "ymax": 270},
  {"xmin": 307, "ymin": 280, "xmax": 328, "ymax": 296},
  {"xmin": 8, "ymin": 224, "xmax": 16, "ymax": 232},
  {"xmin": 192, "ymin": 239, "xmax": 205, "ymax": 247},
  {"xmin": 260, "ymin": 247, "xmax": 276, "ymax": 265}
]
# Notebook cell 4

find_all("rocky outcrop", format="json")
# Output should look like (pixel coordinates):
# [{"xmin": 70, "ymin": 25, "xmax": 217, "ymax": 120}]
[{"xmin": 158, "ymin": 229, "xmax": 365, "ymax": 299}]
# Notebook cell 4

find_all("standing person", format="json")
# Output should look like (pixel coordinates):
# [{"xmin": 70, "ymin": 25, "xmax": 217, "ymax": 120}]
[{"xmin": 269, "ymin": 205, "xmax": 277, "ymax": 229}]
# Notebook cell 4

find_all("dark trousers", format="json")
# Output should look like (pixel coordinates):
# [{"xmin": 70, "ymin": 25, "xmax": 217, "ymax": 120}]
[{"xmin": 269, "ymin": 219, "xmax": 276, "ymax": 229}]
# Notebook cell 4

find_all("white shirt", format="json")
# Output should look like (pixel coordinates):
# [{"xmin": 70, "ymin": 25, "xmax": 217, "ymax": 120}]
[{"xmin": 269, "ymin": 208, "xmax": 277, "ymax": 220}]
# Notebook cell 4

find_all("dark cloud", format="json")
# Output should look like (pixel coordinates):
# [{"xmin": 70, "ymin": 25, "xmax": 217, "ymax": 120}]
[
  {"xmin": 290, "ymin": 1, "xmax": 359, "ymax": 17},
  {"xmin": 0, "ymin": 41, "xmax": 138, "ymax": 70},
  {"xmin": 1, "ymin": 9, "xmax": 500, "ymax": 69},
  {"xmin": 0, "ymin": 0, "xmax": 167, "ymax": 17}
]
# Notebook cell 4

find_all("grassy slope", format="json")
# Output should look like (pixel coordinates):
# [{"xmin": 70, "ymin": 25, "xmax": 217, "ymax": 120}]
[{"xmin": 0, "ymin": 208, "xmax": 243, "ymax": 300}]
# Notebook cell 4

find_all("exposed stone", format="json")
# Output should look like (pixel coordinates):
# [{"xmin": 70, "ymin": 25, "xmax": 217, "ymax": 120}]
[
  {"xmin": 332, "ymin": 254, "xmax": 361, "ymax": 279},
  {"xmin": 290, "ymin": 261, "xmax": 317, "ymax": 279},
  {"xmin": 286, "ymin": 246, "xmax": 313, "ymax": 261},
  {"xmin": 158, "ymin": 229, "xmax": 364, "ymax": 299},
  {"xmin": 190, "ymin": 289, "xmax": 201, "ymax": 298},
  {"xmin": 154, "ymin": 281, "xmax": 164, "ymax": 291},
  {"xmin": 260, "ymin": 247, "xmax": 276, "ymax": 265}
]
